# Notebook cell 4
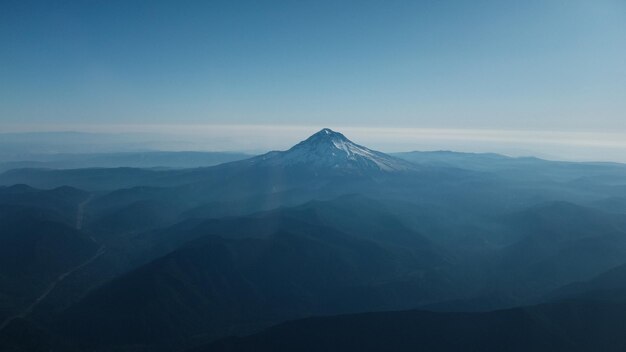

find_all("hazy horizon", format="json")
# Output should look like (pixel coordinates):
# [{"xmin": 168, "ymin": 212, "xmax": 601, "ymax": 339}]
[
  {"xmin": 2, "ymin": 125, "xmax": 626, "ymax": 163},
  {"xmin": 2, "ymin": 1, "xmax": 625, "ymax": 153}
]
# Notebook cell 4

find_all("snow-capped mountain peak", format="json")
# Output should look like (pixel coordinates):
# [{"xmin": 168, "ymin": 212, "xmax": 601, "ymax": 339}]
[{"xmin": 254, "ymin": 128, "xmax": 414, "ymax": 172}]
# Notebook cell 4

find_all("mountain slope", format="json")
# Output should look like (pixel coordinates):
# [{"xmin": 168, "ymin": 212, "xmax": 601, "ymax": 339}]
[
  {"xmin": 549, "ymin": 262, "xmax": 626, "ymax": 302},
  {"xmin": 201, "ymin": 300, "xmax": 626, "ymax": 352},
  {"xmin": 491, "ymin": 202, "xmax": 626, "ymax": 299},
  {"xmin": 53, "ymin": 205, "xmax": 453, "ymax": 348},
  {"xmin": 55, "ymin": 230, "xmax": 397, "ymax": 346},
  {"xmin": 0, "ymin": 205, "xmax": 98, "ymax": 325}
]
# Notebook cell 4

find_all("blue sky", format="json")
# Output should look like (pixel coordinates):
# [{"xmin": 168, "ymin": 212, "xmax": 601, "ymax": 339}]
[{"xmin": 1, "ymin": 0, "xmax": 625, "ymax": 157}]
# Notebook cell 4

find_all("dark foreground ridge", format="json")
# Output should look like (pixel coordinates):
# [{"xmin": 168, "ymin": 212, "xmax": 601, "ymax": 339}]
[{"xmin": 202, "ymin": 300, "xmax": 626, "ymax": 352}]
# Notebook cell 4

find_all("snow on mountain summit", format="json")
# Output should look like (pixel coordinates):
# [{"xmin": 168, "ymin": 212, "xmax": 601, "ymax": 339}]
[{"xmin": 253, "ymin": 128, "xmax": 414, "ymax": 172}]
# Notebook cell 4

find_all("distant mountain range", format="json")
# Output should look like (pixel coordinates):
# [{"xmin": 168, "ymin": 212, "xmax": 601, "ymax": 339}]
[
  {"xmin": 2, "ymin": 129, "xmax": 626, "ymax": 351},
  {"xmin": 0, "ymin": 151, "xmax": 252, "ymax": 173}
]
